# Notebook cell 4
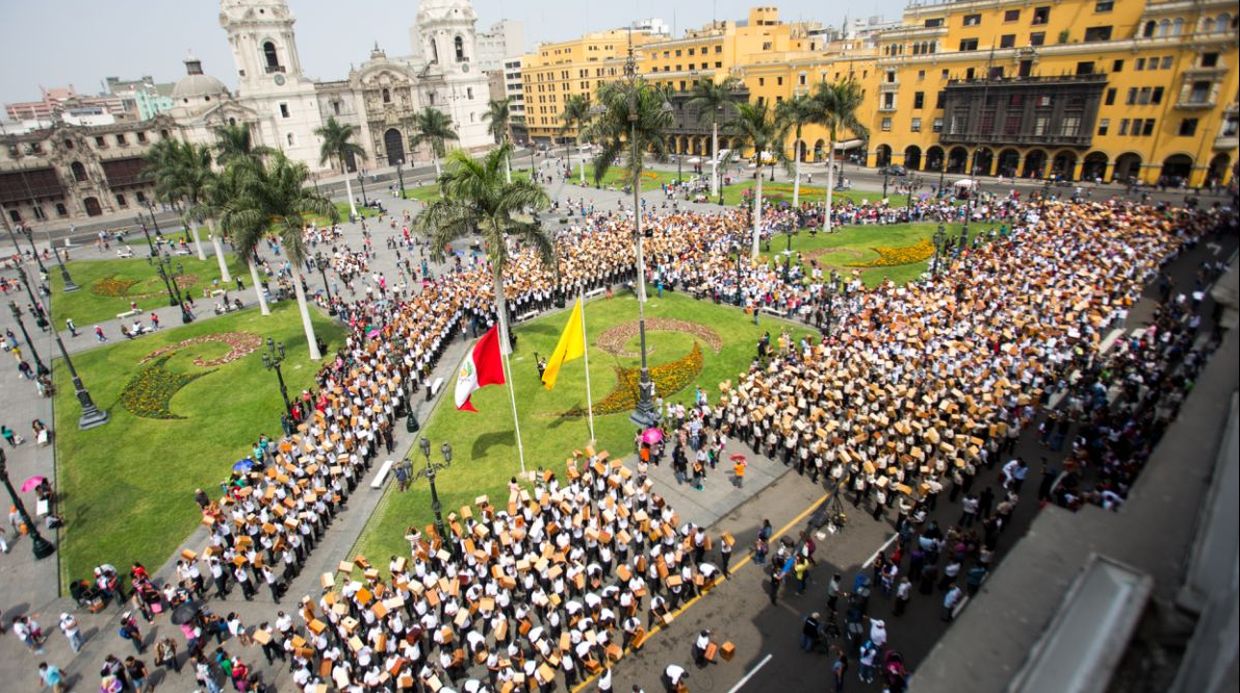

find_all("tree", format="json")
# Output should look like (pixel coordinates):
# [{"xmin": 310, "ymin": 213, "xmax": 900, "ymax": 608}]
[
  {"xmin": 217, "ymin": 153, "xmax": 336, "ymax": 360},
  {"xmin": 415, "ymin": 143, "xmax": 552, "ymax": 356},
  {"xmin": 482, "ymin": 98, "xmax": 513, "ymax": 184},
  {"xmin": 776, "ymin": 93, "xmax": 817, "ymax": 208},
  {"xmin": 410, "ymin": 107, "xmax": 460, "ymax": 179},
  {"xmin": 729, "ymin": 101, "xmax": 789, "ymax": 257},
  {"xmin": 686, "ymin": 76, "xmax": 741, "ymax": 197},
  {"xmin": 193, "ymin": 163, "xmax": 265, "ymax": 312},
  {"xmin": 211, "ymin": 123, "xmax": 271, "ymax": 167},
  {"xmin": 810, "ymin": 79, "xmax": 869, "ymax": 232},
  {"xmin": 315, "ymin": 116, "xmax": 367, "ymax": 220},
  {"xmin": 559, "ymin": 94, "xmax": 592, "ymax": 185},
  {"xmin": 145, "ymin": 139, "xmax": 210, "ymax": 261}
]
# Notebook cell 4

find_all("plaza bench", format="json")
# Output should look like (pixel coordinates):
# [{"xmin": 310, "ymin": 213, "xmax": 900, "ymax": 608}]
[
  {"xmin": 371, "ymin": 459, "xmax": 394, "ymax": 489},
  {"xmin": 516, "ymin": 310, "xmax": 538, "ymax": 322},
  {"xmin": 116, "ymin": 248, "xmax": 135, "ymax": 259},
  {"xmin": 761, "ymin": 306, "xmax": 789, "ymax": 318},
  {"xmin": 430, "ymin": 377, "xmax": 445, "ymax": 397},
  {"xmin": 174, "ymin": 247, "xmax": 192, "ymax": 256},
  {"xmin": 116, "ymin": 308, "xmax": 142, "ymax": 320},
  {"xmin": 584, "ymin": 286, "xmax": 606, "ymax": 299}
]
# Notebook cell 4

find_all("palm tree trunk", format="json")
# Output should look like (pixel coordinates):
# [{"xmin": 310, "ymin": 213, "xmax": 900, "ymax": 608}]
[
  {"xmin": 566, "ymin": 138, "xmax": 573, "ymax": 180},
  {"xmin": 433, "ymin": 151, "xmax": 442, "ymax": 179},
  {"xmin": 505, "ymin": 150, "xmax": 512, "ymax": 184},
  {"xmin": 492, "ymin": 262, "xmax": 512, "ymax": 356},
  {"xmin": 752, "ymin": 173, "xmax": 763, "ymax": 258},
  {"xmin": 249, "ymin": 258, "xmax": 270, "ymax": 316},
  {"xmin": 711, "ymin": 122, "xmax": 719, "ymax": 197},
  {"xmin": 292, "ymin": 266, "xmax": 322, "ymax": 360},
  {"xmin": 344, "ymin": 175, "xmax": 359, "ymax": 220},
  {"xmin": 189, "ymin": 223, "xmax": 207, "ymax": 261},
  {"xmin": 792, "ymin": 134, "xmax": 802, "ymax": 208},
  {"xmin": 207, "ymin": 219, "xmax": 231, "ymax": 283},
  {"xmin": 824, "ymin": 136, "xmax": 835, "ymax": 233}
]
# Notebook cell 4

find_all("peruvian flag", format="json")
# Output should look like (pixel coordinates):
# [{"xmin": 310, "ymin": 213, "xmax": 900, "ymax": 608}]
[{"xmin": 454, "ymin": 325, "xmax": 506, "ymax": 412}]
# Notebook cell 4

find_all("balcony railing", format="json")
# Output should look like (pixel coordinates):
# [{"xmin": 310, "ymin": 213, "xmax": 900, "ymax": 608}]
[
  {"xmin": 264, "ymin": 65, "xmax": 286, "ymax": 74},
  {"xmin": 939, "ymin": 131, "xmax": 1093, "ymax": 147},
  {"xmin": 1175, "ymin": 97, "xmax": 1216, "ymax": 109}
]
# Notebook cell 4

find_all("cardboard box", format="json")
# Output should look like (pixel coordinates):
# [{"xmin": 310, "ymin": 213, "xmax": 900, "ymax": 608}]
[{"xmin": 721, "ymin": 641, "xmax": 736, "ymax": 661}]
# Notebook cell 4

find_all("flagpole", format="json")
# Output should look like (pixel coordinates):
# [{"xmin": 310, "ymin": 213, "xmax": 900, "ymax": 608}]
[
  {"xmin": 580, "ymin": 290, "xmax": 596, "ymax": 443},
  {"xmin": 502, "ymin": 351, "xmax": 527, "ymax": 475}
]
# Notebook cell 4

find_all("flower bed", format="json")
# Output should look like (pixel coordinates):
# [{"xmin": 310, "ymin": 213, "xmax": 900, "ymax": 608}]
[
  {"xmin": 570, "ymin": 342, "xmax": 703, "ymax": 416},
  {"xmin": 120, "ymin": 355, "xmax": 213, "ymax": 420},
  {"xmin": 90, "ymin": 276, "xmax": 138, "ymax": 297},
  {"xmin": 140, "ymin": 332, "xmax": 263, "ymax": 368},
  {"xmin": 846, "ymin": 238, "xmax": 934, "ymax": 268},
  {"xmin": 596, "ymin": 319, "xmax": 722, "ymax": 358}
]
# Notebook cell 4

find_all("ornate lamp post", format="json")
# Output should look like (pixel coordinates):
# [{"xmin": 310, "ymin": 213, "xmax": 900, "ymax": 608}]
[
  {"xmin": 147, "ymin": 254, "xmax": 178, "ymax": 307},
  {"xmin": 395, "ymin": 159, "xmax": 406, "ymax": 200},
  {"xmin": 135, "ymin": 215, "xmax": 157, "ymax": 258},
  {"xmin": 149, "ymin": 255, "xmax": 193, "ymax": 323},
  {"xmin": 50, "ymin": 323, "xmax": 109, "ymax": 429},
  {"xmin": 825, "ymin": 269, "xmax": 838, "ymax": 337},
  {"xmin": 357, "ymin": 168, "xmax": 369, "ymax": 208},
  {"xmin": 13, "ymin": 265, "xmax": 48, "ymax": 331},
  {"xmin": 932, "ymin": 224, "xmax": 946, "ymax": 277},
  {"xmin": 143, "ymin": 200, "xmax": 163, "ymax": 237},
  {"xmin": 9, "ymin": 302, "xmax": 48, "ymax": 376},
  {"xmin": 0, "ymin": 450, "xmax": 55, "ymax": 559},
  {"xmin": 50, "ymin": 243, "xmax": 77, "ymax": 292},
  {"xmin": 957, "ymin": 217, "xmax": 969, "ymax": 258},
  {"xmin": 782, "ymin": 222, "xmax": 795, "ymax": 283},
  {"xmin": 732, "ymin": 241, "xmax": 744, "ymax": 307},
  {"xmin": 313, "ymin": 253, "xmax": 337, "ymax": 316},
  {"xmin": 17, "ymin": 224, "xmax": 48, "ymax": 276},
  {"xmin": 260, "ymin": 337, "xmax": 293, "ymax": 416},
  {"xmin": 413, "ymin": 438, "xmax": 453, "ymax": 556}
]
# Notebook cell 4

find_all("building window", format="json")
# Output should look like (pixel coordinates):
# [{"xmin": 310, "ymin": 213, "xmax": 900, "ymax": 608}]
[
  {"xmin": 263, "ymin": 41, "xmax": 280, "ymax": 71},
  {"xmin": 454, "ymin": 36, "xmax": 466, "ymax": 61},
  {"xmin": 467, "ymin": 87, "xmax": 474, "ymax": 99},
  {"xmin": 1126, "ymin": 88, "xmax": 1138, "ymax": 105},
  {"xmin": 115, "ymin": 193, "xmax": 127, "ymax": 208},
  {"xmin": 886, "ymin": 71, "xmax": 896, "ymax": 83},
  {"xmin": 959, "ymin": 38, "xmax": 979, "ymax": 51},
  {"xmin": 924, "ymin": 18, "xmax": 943, "ymax": 28},
  {"xmin": 1160, "ymin": 56, "xmax": 1173, "ymax": 69},
  {"xmin": 1179, "ymin": 118, "xmax": 1198, "ymax": 136},
  {"xmin": 333, "ymin": 101, "xmax": 341, "ymax": 115},
  {"xmin": 31, "ymin": 206, "xmax": 45, "ymax": 221},
  {"xmin": 880, "ymin": 117, "xmax": 892, "ymax": 131},
  {"xmin": 1151, "ymin": 87, "xmax": 1164, "ymax": 104},
  {"xmin": 1104, "ymin": 88, "xmax": 1116, "ymax": 105},
  {"xmin": 1029, "ymin": 32, "xmax": 1045, "ymax": 46},
  {"xmin": 1112, "ymin": 59, "xmax": 1123, "ymax": 72},
  {"xmin": 963, "ymin": 14, "xmax": 981, "ymax": 26},
  {"xmin": 55, "ymin": 203, "xmax": 67, "ymax": 217},
  {"xmin": 776, "ymin": 76, "xmax": 783, "ymax": 86},
  {"xmin": 279, "ymin": 103, "xmax": 290, "ymax": 118},
  {"xmin": 1201, "ymin": 52, "xmax": 1219, "ymax": 68},
  {"xmin": 94, "ymin": 136, "xmax": 106, "ymax": 148},
  {"xmin": 1142, "ymin": 119, "xmax": 1155, "ymax": 136},
  {"xmin": 999, "ymin": 34, "xmax": 1016, "ymax": 49},
  {"xmin": 932, "ymin": 118, "xmax": 943, "ymax": 133},
  {"xmin": 1075, "ymin": 61, "xmax": 1095, "ymax": 75},
  {"xmin": 63, "ymin": 138, "xmax": 74, "ymax": 150},
  {"xmin": 136, "ymin": 131, "xmax": 147, "ymax": 143},
  {"xmin": 882, "ymin": 93, "xmax": 895, "ymax": 109},
  {"xmin": 136, "ymin": 191, "xmax": 146, "ymax": 204},
  {"xmin": 911, "ymin": 117, "xmax": 922, "ymax": 132},
  {"xmin": 1084, "ymin": 26, "xmax": 1113, "ymax": 42},
  {"xmin": 1098, "ymin": 118, "xmax": 1109, "ymax": 135},
  {"xmin": 917, "ymin": 70, "xmax": 925, "ymax": 80},
  {"xmin": 1095, "ymin": 0, "xmax": 1114, "ymax": 12},
  {"xmin": 913, "ymin": 92, "xmax": 924, "ymax": 109},
  {"xmin": 1119, "ymin": 119, "xmax": 1130, "ymax": 135},
  {"xmin": 382, "ymin": 88, "xmax": 391, "ymax": 104},
  {"xmin": 71, "ymin": 161, "xmax": 88, "ymax": 182},
  {"xmin": 1032, "ymin": 6, "xmax": 1050, "ymax": 25},
  {"xmin": 287, "ymin": 133, "xmax": 295, "ymax": 146},
  {"xmin": 758, "ymin": 78, "xmax": 764, "ymax": 86},
  {"xmin": 1004, "ymin": 9, "xmax": 1020, "ymax": 22},
  {"xmin": 935, "ymin": 91, "xmax": 946, "ymax": 108}
]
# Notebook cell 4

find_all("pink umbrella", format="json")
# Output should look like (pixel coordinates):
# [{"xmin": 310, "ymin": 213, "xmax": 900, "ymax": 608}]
[
  {"xmin": 20, "ymin": 475, "xmax": 46, "ymax": 493},
  {"xmin": 641, "ymin": 428, "xmax": 663, "ymax": 445}
]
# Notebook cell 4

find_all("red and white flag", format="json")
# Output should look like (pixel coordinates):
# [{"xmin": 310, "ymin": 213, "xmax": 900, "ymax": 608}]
[{"xmin": 454, "ymin": 325, "xmax": 506, "ymax": 412}]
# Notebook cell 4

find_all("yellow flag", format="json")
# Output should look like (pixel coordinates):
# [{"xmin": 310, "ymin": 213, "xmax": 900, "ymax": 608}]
[{"xmin": 541, "ymin": 298, "xmax": 585, "ymax": 390}]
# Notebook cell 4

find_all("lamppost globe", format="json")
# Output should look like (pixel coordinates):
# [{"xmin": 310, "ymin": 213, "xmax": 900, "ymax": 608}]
[
  {"xmin": 441, "ymin": 442, "xmax": 453, "ymax": 464},
  {"xmin": 419, "ymin": 437, "xmax": 431, "ymax": 459}
]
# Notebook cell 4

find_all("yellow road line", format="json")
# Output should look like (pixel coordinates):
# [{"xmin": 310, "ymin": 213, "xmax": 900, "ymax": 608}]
[{"xmin": 569, "ymin": 489, "xmax": 832, "ymax": 693}]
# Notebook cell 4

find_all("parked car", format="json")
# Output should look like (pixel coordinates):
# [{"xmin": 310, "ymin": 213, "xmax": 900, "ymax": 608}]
[{"xmin": 879, "ymin": 165, "xmax": 908, "ymax": 177}]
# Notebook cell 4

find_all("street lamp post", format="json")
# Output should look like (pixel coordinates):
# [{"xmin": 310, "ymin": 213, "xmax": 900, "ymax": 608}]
[
  {"xmin": 9, "ymin": 302, "xmax": 49, "ymax": 376},
  {"xmin": 413, "ymin": 437, "xmax": 453, "ymax": 556},
  {"xmin": 13, "ymin": 265, "xmax": 48, "ymax": 332},
  {"xmin": 627, "ymin": 48, "xmax": 663, "ymax": 430},
  {"xmin": 882, "ymin": 170, "xmax": 890, "ymax": 199},
  {"xmin": 144, "ymin": 201, "xmax": 163, "ymax": 237},
  {"xmin": 396, "ymin": 160, "xmax": 406, "ymax": 200},
  {"xmin": 782, "ymin": 222, "xmax": 795, "ymax": 283},
  {"xmin": 732, "ymin": 241, "xmax": 744, "ymax": 307},
  {"xmin": 932, "ymin": 224, "xmax": 946, "ymax": 277},
  {"xmin": 260, "ymin": 337, "xmax": 293, "ymax": 416},
  {"xmin": 49, "ymin": 323, "xmax": 109, "ymax": 429},
  {"xmin": 149, "ymin": 255, "xmax": 193, "ymax": 323},
  {"xmin": 313, "ymin": 253, "xmax": 337, "ymax": 316},
  {"xmin": 957, "ymin": 218, "xmax": 969, "ymax": 258},
  {"xmin": 0, "ymin": 450, "xmax": 56, "ymax": 559},
  {"xmin": 50, "ymin": 243, "xmax": 78, "ymax": 292},
  {"xmin": 136, "ymin": 216, "xmax": 157, "ymax": 258},
  {"xmin": 825, "ymin": 269, "xmax": 838, "ymax": 336},
  {"xmin": 17, "ymin": 225, "xmax": 48, "ymax": 276},
  {"xmin": 357, "ymin": 169, "xmax": 369, "ymax": 208}
]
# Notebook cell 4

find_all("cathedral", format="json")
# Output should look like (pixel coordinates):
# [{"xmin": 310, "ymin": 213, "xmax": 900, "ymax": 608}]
[
  {"xmin": 0, "ymin": 0, "xmax": 494, "ymax": 226},
  {"xmin": 179, "ymin": 0, "xmax": 492, "ymax": 171}
]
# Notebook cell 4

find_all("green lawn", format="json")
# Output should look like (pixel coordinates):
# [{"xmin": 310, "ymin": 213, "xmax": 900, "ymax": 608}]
[
  {"xmin": 52, "ymin": 302, "xmax": 345, "ymax": 587},
  {"xmin": 353, "ymin": 291, "xmax": 813, "ymax": 562},
  {"xmin": 757, "ymin": 221, "xmax": 985, "ymax": 287},
  {"xmin": 49, "ymin": 254, "xmax": 249, "ymax": 326}
]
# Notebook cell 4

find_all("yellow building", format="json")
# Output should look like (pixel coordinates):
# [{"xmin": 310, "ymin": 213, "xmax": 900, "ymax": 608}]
[
  {"xmin": 866, "ymin": 0, "xmax": 1238, "ymax": 186},
  {"xmin": 521, "ymin": 2, "xmax": 1238, "ymax": 186}
]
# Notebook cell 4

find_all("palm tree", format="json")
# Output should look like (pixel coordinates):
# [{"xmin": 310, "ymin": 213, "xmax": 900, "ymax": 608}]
[
  {"xmin": 588, "ymin": 77, "xmax": 673, "ymax": 426},
  {"xmin": 193, "ymin": 163, "xmax": 264, "ymax": 310},
  {"xmin": 776, "ymin": 93, "xmax": 817, "ymax": 208},
  {"xmin": 315, "ymin": 116, "xmax": 368, "ymax": 220},
  {"xmin": 410, "ymin": 107, "xmax": 460, "ymax": 179},
  {"xmin": 145, "ymin": 139, "xmax": 210, "ymax": 261},
  {"xmin": 810, "ymin": 79, "xmax": 869, "ymax": 233},
  {"xmin": 729, "ymin": 101, "xmax": 789, "ymax": 257},
  {"xmin": 218, "ymin": 153, "xmax": 336, "ymax": 360},
  {"xmin": 212, "ymin": 123, "xmax": 271, "ymax": 166},
  {"xmin": 482, "ymin": 98, "xmax": 513, "ymax": 184},
  {"xmin": 687, "ymin": 76, "xmax": 742, "ymax": 197},
  {"xmin": 415, "ymin": 143, "xmax": 552, "ymax": 357},
  {"xmin": 559, "ymin": 94, "xmax": 592, "ymax": 185}
]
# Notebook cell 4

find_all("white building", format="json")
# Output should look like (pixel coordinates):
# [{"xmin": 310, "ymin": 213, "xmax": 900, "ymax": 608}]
[
  {"xmin": 475, "ymin": 19, "xmax": 525, "ymax": 73},
  {"xmin": 175, "ymin": 0, "xmax": 493, "ymax": 174},
  {"xmin": 502, "ymin": 56, "xmax": 525, "ymax": 124}
]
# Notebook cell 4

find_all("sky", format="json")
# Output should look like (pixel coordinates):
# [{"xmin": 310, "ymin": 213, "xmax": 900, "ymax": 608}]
[{"xmin": 0, "ymin": 0, "xmax": 910, "ymax": 105}]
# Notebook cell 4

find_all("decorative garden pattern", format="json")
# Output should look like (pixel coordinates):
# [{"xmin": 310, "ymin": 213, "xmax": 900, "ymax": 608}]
[
  {"xmin": 846, "ymin": 238, "xmax": 935, "ymax": 268},
  {"xmin": 120, "ymin": 355, "xmax": 214, "ymax": 420},
  {"xmin": 140, "ymin": 332, "xmax": 263, "ymax": 368},
  {"xmin": 568, "ymin": 342, "xmax": 704, "ymax": 416},
  {"xmin": 596, "ymin": 318, "xmax": 723, "ymax": 358}
]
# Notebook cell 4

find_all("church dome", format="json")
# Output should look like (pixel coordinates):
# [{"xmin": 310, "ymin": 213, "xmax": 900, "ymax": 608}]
[
  {"xmin": 416, "ymin": 0, "xmax": 476, "ymax": 24},
  {"xmin": 172, "ymin": 56, "xmax": 229, "ymax": 103}
]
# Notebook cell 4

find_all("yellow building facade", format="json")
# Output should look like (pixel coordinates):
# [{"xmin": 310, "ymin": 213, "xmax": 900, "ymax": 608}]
[{"xmin": 520, "ymin": 1, "xmax": 1238, "ymax": 186}]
